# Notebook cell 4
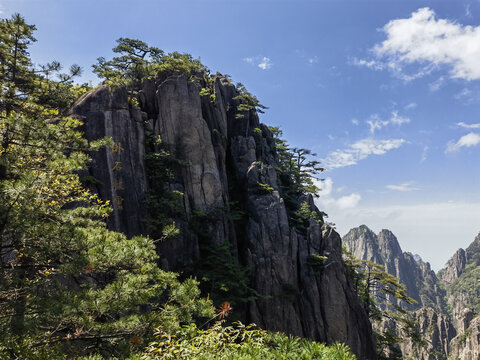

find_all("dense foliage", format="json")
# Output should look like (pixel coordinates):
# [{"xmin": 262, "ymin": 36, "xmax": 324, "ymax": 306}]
[
  {"xmin": 0, "ymin": 14, "xmax": 213, "ymax": 359},
  {"xmin": 93, "ymin": 38, "xmax": 208, "ymax": 90},
  {"xmin": 194, "ymin": 242, "xmax": 258, "ymax": 314},
  {"xmin": 269, "ymin": 126, "xmax": 326, "ymax": 228},
  {"xmin": 446, "ymin": 262, "xmax": 480, "ymax": 314},
  {"xmin": 143, "ymin": 321, "xmax": 357, "ymax": 360}
]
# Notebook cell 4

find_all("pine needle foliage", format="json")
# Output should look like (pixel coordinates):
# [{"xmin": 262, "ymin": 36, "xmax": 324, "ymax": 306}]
[
  {"xmin": 143, "ymin": 321, "xmax": 357, "ymax": 360},
  {"xmin": 0, "ymin": 14, "xmax": 214, "ymax": 359}
]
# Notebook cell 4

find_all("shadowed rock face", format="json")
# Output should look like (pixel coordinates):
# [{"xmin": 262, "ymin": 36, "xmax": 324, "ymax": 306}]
[{"xmin": 70, "ymin": 74, "xmax": 377, "ymax": 359}]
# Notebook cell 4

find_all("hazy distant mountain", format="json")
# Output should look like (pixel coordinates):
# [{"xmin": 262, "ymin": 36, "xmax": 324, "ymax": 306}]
[
  {"xmin": 342, "ymin": 226, "xmax": 480, "ymax": 360},
  {"xmin": 343, "ymin": 225, "xmax": 446, "ymax": 313}
]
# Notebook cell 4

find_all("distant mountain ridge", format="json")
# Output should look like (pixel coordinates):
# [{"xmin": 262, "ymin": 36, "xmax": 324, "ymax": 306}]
[{"xmin": 343, "ymin": 225, "xmax": 480, "ymax": 360}]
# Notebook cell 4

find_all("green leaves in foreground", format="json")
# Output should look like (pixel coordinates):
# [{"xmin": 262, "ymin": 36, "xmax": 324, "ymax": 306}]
[{"xmin": 143, "ymin": 321, "xmax": 356, "ymax": 360}]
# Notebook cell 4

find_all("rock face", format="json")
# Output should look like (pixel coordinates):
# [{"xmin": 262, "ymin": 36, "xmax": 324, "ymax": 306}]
[
  {"xmin": 439, "ymin": 249, "xmax": 467, "ymax": 285},
  {"xmin": 400, "ymin": 308, "xmax": 456, "ymax": 360},
  {"xmin": 71, "ymin": 74, "xmax": 377, "ymax": 359},
  {"xmin": 449, "ymin": 316, "xmax": 480, "ymax": 360}
]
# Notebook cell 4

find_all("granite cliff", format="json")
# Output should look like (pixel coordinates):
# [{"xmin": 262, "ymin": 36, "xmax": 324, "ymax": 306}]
[{"xmin": 70, "ymin": 73, "xmax": 377, "ymax": 358}]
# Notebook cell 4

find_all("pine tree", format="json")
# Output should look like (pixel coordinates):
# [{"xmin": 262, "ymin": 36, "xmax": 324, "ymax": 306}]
[{"xmin": 0, "ymin": 15, "xmax": 213, "ymax": 359}]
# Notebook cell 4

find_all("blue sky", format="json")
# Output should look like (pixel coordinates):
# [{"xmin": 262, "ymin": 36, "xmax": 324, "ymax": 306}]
[{"xmin": 2, "ymin": 0, "xmax": 479, "ymax": 270}]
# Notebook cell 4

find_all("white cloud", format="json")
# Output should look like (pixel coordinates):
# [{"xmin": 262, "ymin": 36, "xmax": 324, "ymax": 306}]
[
  {"xmin": 446, "ymin": 132, "xmax": 480, "ymax": 152},
  {"xmin": 385, "ymin": 182, "xmax": 420, "ymax": 192},
  {"xmin": 336, "ymin": 193, "xmax": 362, "ymax": 209},
  {"xmin": 429, "ymin": 76, "xmax": 445, "ymax": 91},
  {"xmin": 458, "ymin": 122, "xmax": 480, "ymax": 129},
  {"xmin": 243, "ymin": 56, "xmax": 273, "ymax": 70},
  {"xmin": 352, "ymin": 57, "xmax": 385, "ymax": 71},
  {"xmin": 421, "ymin": 145, "xmax": 429, "ymax": 162},
  {"xmin": 316, "ymin": 178, "xmax": 362, "ymax": 211},
  {"xmin": 308, "ymin": 56, "xmax": 319, "ymax": 64},
  {"xmin": 455, "ymin": 88, "xmax": 472, "ymax": 99},
  {"xmin": 366, "ymin": 111, "xmax": 410, "ymax": 134},
  {"xmin": 373, "ymin": 8, "xmax": 480, "ymax": 81},
  {"xmin": 352, "ymin": 118, "xmax": 359, "ymax": 126},
  {"xmin": 322, "ymin": 138, "xmax": 406, "ymax": 170},
  {"xmin": 465, "ymin": 3, "xmax": 472, "ymax": 18},
  {"xmin": 390, "ymin": 111, "xmax": 410, "ymax": 125},
  {"xmin": 405, "ymin": 102, "xmax": 417, "ymax": 110},
  {"xmin": 258, "ymin": 57, "xmax": 272, "ymax": 70},
  {"xmin": 319, "ymin": 200, "xmax": 480, "ymax": 271},
  {"xmin": 366, "ymin": 114, "xmax": 389, "ymax": 134}
]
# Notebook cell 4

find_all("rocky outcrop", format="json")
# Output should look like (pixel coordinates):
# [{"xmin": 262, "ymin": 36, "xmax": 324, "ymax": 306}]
[
  {"xmin": 345, "ymin": 226, "xmax": 480, "ymax": 360},
  {"xmin": 343, "ymin": 225, "xmax": 446, "ymax": 312},
  {"xmin": 439, "ymin": 233, "xmax": 480, "ymax": 360},
  {"xmin": 438, "ymin": 249, "xmax": 467, "ymax": 285},
  {"xmin": 400, "ymin": 308, "xmax": 456, "ymax": 360},
  {"xmin": 449, "ymin": 316, "xmax": 480, "ymax": 360},
  {"xmin": 71, "ymin": 74, "xmax": 377, "ymax": 358}
]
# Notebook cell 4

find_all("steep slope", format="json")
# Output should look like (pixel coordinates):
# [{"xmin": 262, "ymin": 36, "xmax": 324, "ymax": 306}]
[
  {"xmin": 70, "ymin": 73, "xmax": 377, "ymax": 358},
  {"xmin": 439, "ymin": 233, "xmax": 480, "ymax": 360}
]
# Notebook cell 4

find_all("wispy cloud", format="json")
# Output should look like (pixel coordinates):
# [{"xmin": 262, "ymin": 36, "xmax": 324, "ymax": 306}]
[
  {"xmin": 421, "ymin": 145, "xmax": 429, "ymax": 163},
  {"xmin": 322, "ymin": 138, "xmax": 406, "ymax": 170},
  {"xmin": 351, "ymin": 118, "xmax": 359, "ymax": 126},
  {"xmin": 258, "ymin": 57, "xmax": 272, "ymax": 70},
  {"xmin": 446, "ymin": 132, "xmax": 480, "ymax": 152},
  {"xmin": 366, "ymin": 111, "xmax": 410, "ymax": 134},
  {"xmin": 405, "ymin": 103, "xmax": 417, "ymax": 110},
  {"xmin": 455, "ymin": 88, "xmax": 472, "ymax": 99},
  {"xmin": 465, "ymin": 3, "xmax": 472, "ymax": 18},
  {"xmin": 385, "ymin": 182, "xmax": 420, "ymax": 192},
  {"xmin": 357, "ymin": 8, "xmax": 480, "ymax": 81},
  {"xmin": 458, "ymin": 122, "xmax": 480, "ymax": 129},
  {"xmin": 243, "ymin": 56, "xmax": 273, "ymax": 70},
  {"xmin": 429, "ymin": 76, "xmax": 445, "ymax": 92},
  {"xmin": 366, "ymin": 114, "xmax": 389, "ymax": 134}
]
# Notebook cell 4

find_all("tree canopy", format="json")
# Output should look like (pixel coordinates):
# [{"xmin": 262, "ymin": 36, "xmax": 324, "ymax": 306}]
[{"xmin": 0, "ymin": 14, "xmax": 213, "ymax": 359}]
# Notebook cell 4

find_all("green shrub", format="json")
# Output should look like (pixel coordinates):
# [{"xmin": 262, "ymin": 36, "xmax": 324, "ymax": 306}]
[{"xmin": 143, "ymin": 321, "xmax": 357, "ymax": 359}]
